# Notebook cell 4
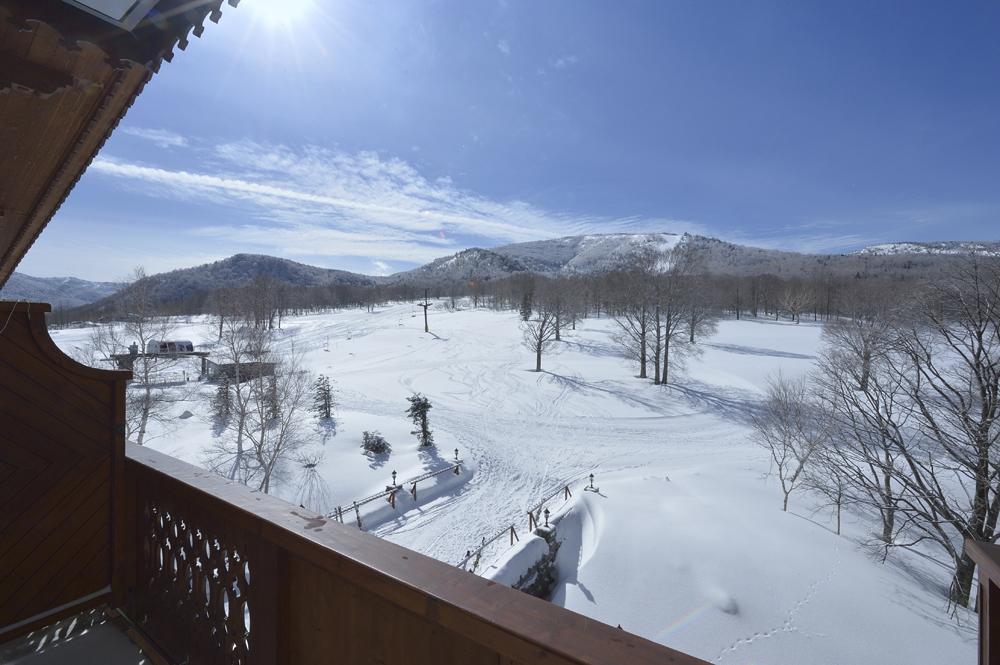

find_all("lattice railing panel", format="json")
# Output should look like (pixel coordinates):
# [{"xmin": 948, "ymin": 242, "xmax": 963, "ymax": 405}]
[{"xmin": 135, "ymin": 495, "xmax": 258, "ymax": 664}]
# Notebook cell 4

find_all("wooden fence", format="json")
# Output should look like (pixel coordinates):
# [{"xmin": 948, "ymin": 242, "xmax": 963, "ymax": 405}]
[
  {"xmin": 329, "ymin": 454, "xmax": 464, "ymax": 529},
  {"xmin": 458, "ymin": 473, "xmax": 593, "ymax": 573}
]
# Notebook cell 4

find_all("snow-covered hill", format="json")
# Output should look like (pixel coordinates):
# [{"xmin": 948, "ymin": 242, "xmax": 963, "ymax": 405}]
[
  {"xmin": 388, "ymin": 247, "xmax": 533, "ymax": 283},
  {"xmin": 856, "ymin": 241, "xmax": 1000, "ymax": 256},
  {"xmin": 494, "ymin": 232, "xmax": 686, "ymax": 273},
  {"xmin": 79, "ymin": 253, "xmax": 375, "ymax": 315},
  {"xmin": 0, "ymin": 273, "xmax": 121, "ymax": 308},
  {"xmin": 390, "ymin": 231, "xmax": 985, "ymax": 284}
]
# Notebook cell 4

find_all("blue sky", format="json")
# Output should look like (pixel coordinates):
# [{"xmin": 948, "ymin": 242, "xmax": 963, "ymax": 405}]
[{"xmin": 20, "ymin": 0, "xmax": 1000, "ymax": 280}]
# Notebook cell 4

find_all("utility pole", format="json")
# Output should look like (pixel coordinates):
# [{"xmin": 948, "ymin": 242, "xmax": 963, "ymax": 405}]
[{"xmin": 419, "ymin": 288, "xmax": 430, "ymax": 333}]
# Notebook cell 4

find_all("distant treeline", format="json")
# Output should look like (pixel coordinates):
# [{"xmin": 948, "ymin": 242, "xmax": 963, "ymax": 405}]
[{"xmin": 49, "ymin": 250, "xmax": 969, "ymax": 329}]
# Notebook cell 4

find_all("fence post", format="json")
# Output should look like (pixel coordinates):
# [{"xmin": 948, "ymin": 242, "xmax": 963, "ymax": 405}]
[
  {"xmin": 564, "ymin": 485, "xmax": 572, "ymax": 500},
  {"xmin": 354, "ymin": 501, "xmax": 362, "ymax": 529},
  {"xmin": 510, "ymin": 525, "xmax": 519, "ymax": 545},
  {"xmin": 529, "ymin": 511, "xmax": 537, "ymax": 531},
  {"xmin": 410, "ymin": 482, "xmax": 417, "ymax": 500},
  {"xmin": 388, "ymin": 490, "xmax": 396, "ymax": 509}
]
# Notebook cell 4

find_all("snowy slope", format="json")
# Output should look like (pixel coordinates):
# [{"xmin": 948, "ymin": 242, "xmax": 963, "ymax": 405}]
[
  {"xmin": 50, "ymin": 305, "xmax": 975, "ymax": 664},
  {"xmin": 496, "ymin": 232, "xmax": 686, "ymax": 273},
  {"xmin": 0, "ymin": 273, "xmax": 121, "ymax": 307},
  {"xmin": 857, "ymin": 241, "xmax": 1000, "ymax": 256}
]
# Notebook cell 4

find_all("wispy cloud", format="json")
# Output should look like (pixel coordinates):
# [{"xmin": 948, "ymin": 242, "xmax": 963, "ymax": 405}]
[
  {"xmin": 497, "ymin": 39, "xmax": 510, "ymax": 55},
  {"xmin": 371, "ymin": 260, "xmax": 393, "ymax": 276},
  {"xmin": 551, "ymin": 54, "xmax": 578, "ymax": 69},
  {"xmin": 120, "ymin": 126, "xmax": 189, "ymax": 149},
  {"xmin": 89, "ymin": 140, "xmax": 706, "ymax": 265}
]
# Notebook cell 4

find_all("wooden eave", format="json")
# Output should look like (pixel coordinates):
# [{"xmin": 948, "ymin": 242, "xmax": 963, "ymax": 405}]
[{"xmin": 0, "ymin": 0, "xmax": 239, "ymax": 288}]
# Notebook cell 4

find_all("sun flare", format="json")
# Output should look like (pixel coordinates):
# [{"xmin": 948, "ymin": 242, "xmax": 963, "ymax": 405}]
[{"xmin": 247, "ymin": 0, "xmax": 317, "ymax": 29}]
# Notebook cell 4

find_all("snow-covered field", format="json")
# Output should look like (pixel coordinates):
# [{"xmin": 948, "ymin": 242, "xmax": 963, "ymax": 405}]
[{"xmin": 50, "ymin": 302, "xmax": 975, "ymax": 664}]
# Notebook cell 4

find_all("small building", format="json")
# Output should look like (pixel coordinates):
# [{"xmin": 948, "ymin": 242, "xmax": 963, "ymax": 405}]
[
  {"xmin": 205, "ymin": 360, "xmax": 276, "ymax": 383},
  {"xmin": 145, "ymin": 340, "xmax": 195, "ymax": 354}
]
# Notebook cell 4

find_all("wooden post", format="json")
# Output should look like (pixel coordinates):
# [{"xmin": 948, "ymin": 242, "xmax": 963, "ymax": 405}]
[
  {"xmin": 420, "ymin": 289, "xmax": 430, "ymax": 333},
  {"xmin": 353, "ymin": 501, "xmax": 362, "ymax": 529},
  {"xmin": 410, "ymin": 483, "xmax": 417, "ymax": 500},
  {"xmin": 509, "ymin": 526, "xmax": 518, "ymax": 545}
]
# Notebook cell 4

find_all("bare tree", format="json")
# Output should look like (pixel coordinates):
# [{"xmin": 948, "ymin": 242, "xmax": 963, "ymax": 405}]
[
  {"xmin": 650, "ymin": 244, "xmax": 698, "ymax": 385},
  {"xmin": 88, "ymin": 267, "xmax": 181, "ymax": 445},
  {"xmin": 780, "ymin": 282, "xmax": 813, "ymax": 324},
  {"xmin": 205, "ymin": 294, "xmax": 272, "ymax": 484},
  {"xmin": 886, "ymin": 257, "xmax": 1000, "ymax": 608},
  {"xmin": 685, "ymin": 281, "xmax": 720, "ymax": 344},
  {"xmin": 522, "ymin": 306, "xmax": 559, "ymax": 372},
  {"xmin": 805, "ymin": 445, "xmax": 852, "ymax": 535},
  {"xmin": 751, "ymin": 373, "xmax": 826, "ymax": 511},
  {"xmin": 813, "ymin": 330, "xmax": 904, "ymax": 547},
  {"xmin": 811, "ymin": 256, "xmax": 1000, "ymax": 609},
  {"xmin": 243, "ymin": 348, "xmax": 311, "ymax": 494},
  {"xmin": 611, "ymin": 254, "xmax": 655, "ymax": 379},
  {"xmin": 821, "ymin": 296, "xmax": 893, "ymax": 392}
]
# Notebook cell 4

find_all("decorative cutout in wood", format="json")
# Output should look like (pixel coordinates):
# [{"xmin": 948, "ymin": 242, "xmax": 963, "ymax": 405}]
[{"xmin": 139, "ymin": 501, "xmax": 252, "ymax": 664}]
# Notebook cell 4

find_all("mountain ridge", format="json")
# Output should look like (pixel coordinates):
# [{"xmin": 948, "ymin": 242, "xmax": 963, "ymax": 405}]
[
  {"xmin": 0, "ymin": 273, "xmax": 122, "ymax": 308},
  {"xmin": 7, "ymin": 233, "xmax": 999, "ymax": 310}
]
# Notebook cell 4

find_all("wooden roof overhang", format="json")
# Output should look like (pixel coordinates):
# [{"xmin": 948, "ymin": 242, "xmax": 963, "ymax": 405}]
[{"xmin": 0, "ymin": 0, "xmax": 239, "ymax": 288}]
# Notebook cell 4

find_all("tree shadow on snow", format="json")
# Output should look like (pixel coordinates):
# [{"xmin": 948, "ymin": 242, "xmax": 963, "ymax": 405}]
[
  {"xmin": 666, "ymin": 379, "xmax": 763, "ymax": 425},
  {"xmin": 540, "ymin": 371, "xmax": 667, "ymax": 413},
  {"xmin": 314, "ymin": 418, "xmax": 338, "ymax": 445},
  {"xmin": 417, "ymin": 442, "xmax": 457, "ymax": 474},
  {"xmin": 703, "ymin": 342, "xmax": 814, "ymax": 360},
  {"xmin": 365, "ymin": 450, "xmax": 390, "ymax": 470},
  {"xmin": 559, "ymin": 338, "xmax": 622, "ymax": 359}
]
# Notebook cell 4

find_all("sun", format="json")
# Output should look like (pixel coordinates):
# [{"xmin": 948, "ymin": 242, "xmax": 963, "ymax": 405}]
[{"xmin": 247, "ymin": 0, "xmax": 317, "ymax": 29}]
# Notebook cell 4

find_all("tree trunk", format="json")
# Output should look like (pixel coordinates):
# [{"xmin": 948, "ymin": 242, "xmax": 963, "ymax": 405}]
[
  {"xmin": 662, "ymin": 338, "xmax": 670, "ymax": 385},
  {"xmin": 652, "ymin": 341, "xmax": 661, "ymax": 385},
  {"xmin": 880, "ymin": 450, "xmax": 895, "ymax": 544},
  {"xmin": 860, "ymin": 350, "xmax": 871, "ymax": 391},
  {"xmin": 535, "ymin": 345, "xmax": 542, "ymax": 372},
  {"xmin": 638, "ymin": 328, "xmax": 647, "ymax": 379},
  {"xmin": 950, "ymin": 552, "xmax": 976, "ymax": 608},
  {"xmin": 229, "ymin": 427, "xmax": 245, "ymax": 482},
  {"xmin": 136, "ymin": 387, "xmax": 151, "ymax": 446}
]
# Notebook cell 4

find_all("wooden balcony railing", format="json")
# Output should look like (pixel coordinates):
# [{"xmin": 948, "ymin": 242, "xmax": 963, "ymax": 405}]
[
  {"xmin": 118, "ymin": 444, "xmax": 708, "ymax": 664},
  {"xmin": 968, "ymin": 540, "xmax": 1000, "ymax": 665}
]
